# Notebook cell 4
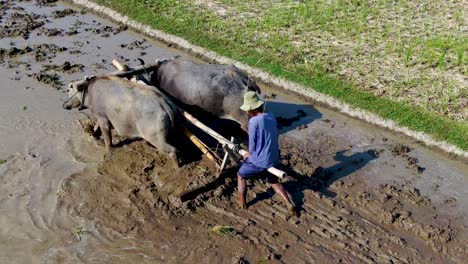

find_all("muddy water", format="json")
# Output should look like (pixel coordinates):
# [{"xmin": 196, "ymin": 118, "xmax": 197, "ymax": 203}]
[{"xmin": 0, "ymin": 1, "xmax": 467, "ymax": 263}]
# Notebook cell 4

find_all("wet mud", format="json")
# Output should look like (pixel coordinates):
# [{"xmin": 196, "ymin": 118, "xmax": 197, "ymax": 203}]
[
  {"xmin": 0, "ymin": 1, "xmax": 467, "ymax": 263},
  {"xmin": 58, "ymin": 139, "xmax": 218, "ymax": 235},
  {"xmin": 56, "ymin": 126, "xmax": 467, "ymax": 263}
]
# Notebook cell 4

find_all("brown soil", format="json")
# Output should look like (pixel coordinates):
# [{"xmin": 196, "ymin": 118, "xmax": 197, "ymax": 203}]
[
  {"xmin": 57, "ymin": 129, "xmax": 221, "ymax": 233},
  {"xmin": 57, "ymin": 129, "xmax": 467, "ymax": 263}
]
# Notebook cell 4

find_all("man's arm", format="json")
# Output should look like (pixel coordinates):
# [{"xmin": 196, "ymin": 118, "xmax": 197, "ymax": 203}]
[{"xmin": 247, "ymin": 120, "xmax": 257, "ymax": 159}]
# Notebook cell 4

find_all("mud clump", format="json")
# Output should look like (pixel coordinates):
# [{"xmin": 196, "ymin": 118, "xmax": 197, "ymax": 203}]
[
  {"xmin": 32, "ymin": 72, "xmax": 63, "ymax": 89},
  {"xmin": 406, "ymin": 156, "xmax": 426, "ymax": 174},
  {"xmin": 52, "ymin": 8, "xmax": 76, "ymax": 18},
  {"xmin": 65, "ymin": 20, "xmax": 84, "ymax": 36},
  {"xmin": 231, "ymin": 254, "xmax": 248, "ymax": 264},
  {"xmin": 0, "ymin": 46, "xmax": 33, "ymax": 64},
  {"xmin": 6, "ymin": 60, "xmax": 31, "ymax": 71},
  {"xmin": 43, "ymin": 61, "xmax": 84, "ymax": 74},
  {"xmin": 65, "ymin": 29, "xmax": 78, "ymax": 36},
  {"xmin": 79, "ymin": 118, "xmax": 95, "ymax": 136},
  {"xmin": 85, "ymin": 25, "xmax": 124, "ymax": 37},
  {"xmin": 4, "ymin": 46, "xmax": 33, "ymax": 57},
  {"xmin": 78, "ymin": 118, "xmax": 101, "ymax": 139},
  {"xmin": 366, "ymin": 149, "xmax": 382, "ymax": 158},
  {"xmin": 117, "ymin": 24, "xmax": 128, "ymax": 32},
  {"xmin": 0, "ymin": 0, "xmax": 14, "ymax": 16},
  {"xmin": 390, "ymin": 144, "xmax": 425, "ymax": 174},
  {"xmin": 36, "ymin": 0, "xmax": 58, "ymax": 6},
  {"xmin": 91, "ymin": 63, "xmax": 106, "ymax": 70},
  {"xmin": 0, "ymin": 44, "xmax": 67, "ymax": 64},
  {"xmin": 32, "ymin": 44, "xmax": 68, "ymax": 62},
  {"xmin": 120, "ymin": 39, "xmax": 150, "ymax": 50},
  {"xmin": 38, "ymin": 27, "xmax": 63, "ymax": 37},
  {"xmin": 0, "ymin": 12, "xmax": 45, "ymax": 39},
  {"xmin": 69, "ymin": 49, "xmax": 81, "ymax": 55},
  {"xmin": 391, "ymin": 144, "xmax": 411, "ymax": 156},
  {"xmin": 296, "ymin": 124, "xmax": 308, "ymax": 130}
]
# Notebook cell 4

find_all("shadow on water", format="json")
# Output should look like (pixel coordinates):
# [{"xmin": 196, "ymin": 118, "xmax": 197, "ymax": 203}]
[
  {"xmin": 203, "ymin": 100, "xmax": 322, "ymax": 142},
  {"xmin": 264, "ymin": 101, "xmax": 322, "ymax": 134},
  {"xmin": 247, "ymin": 149, "xmax": 379, "ymax": 214}
]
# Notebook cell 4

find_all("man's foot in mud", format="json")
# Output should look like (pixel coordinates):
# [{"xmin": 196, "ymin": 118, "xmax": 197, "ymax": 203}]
[
  {"xmin": 92, "ymin": 127, "xmax": 102, "ymax": 139},
  {"xmin": 239, "ymin": 202, "xmax": 247, "ymax": 210},
  {"xmin": 288, "ymin": 205, "xmax": 299, "ymax": 217}
]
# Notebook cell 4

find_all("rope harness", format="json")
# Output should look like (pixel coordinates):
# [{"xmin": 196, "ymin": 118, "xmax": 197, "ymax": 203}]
[
  {"xmin": 78, "ymin": 88, "xmax": 87, "ymax": 110},
  {"xmin": 63, "ymin": 89, "xmax": 80, "ymax": 105}
]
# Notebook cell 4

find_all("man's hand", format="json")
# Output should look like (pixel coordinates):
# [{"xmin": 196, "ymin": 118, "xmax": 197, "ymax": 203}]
[{"xmin": 238, "ymin": 149, "xmax": 250, "ymax": 160}]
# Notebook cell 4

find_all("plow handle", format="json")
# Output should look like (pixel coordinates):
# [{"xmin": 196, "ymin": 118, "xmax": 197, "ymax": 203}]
[{"xmin": 238, "ymin": 150, "xmax": 286, "ymax": 179}]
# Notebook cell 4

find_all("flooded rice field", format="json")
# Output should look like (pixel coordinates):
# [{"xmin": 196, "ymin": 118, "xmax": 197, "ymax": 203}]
[{"xmin": 0, "ymin": 1, "xmax": 467, "ymax": 263}]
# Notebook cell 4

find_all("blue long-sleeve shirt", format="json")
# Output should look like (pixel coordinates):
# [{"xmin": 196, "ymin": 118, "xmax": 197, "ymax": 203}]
[{"xmin": 247, "ymin": 112, "xmax": 280, "ymax": 168}]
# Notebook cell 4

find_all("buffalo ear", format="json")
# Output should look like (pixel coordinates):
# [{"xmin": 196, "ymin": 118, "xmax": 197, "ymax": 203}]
[{"xmin": 70, "ymin": 80, "xmax": 87, "ymax": 91}]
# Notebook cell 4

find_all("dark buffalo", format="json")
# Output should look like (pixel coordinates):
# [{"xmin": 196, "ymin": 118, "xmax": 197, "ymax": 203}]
[{"xmin": 151, "ymin": 58, "xmax": 261, "ymax": 131}]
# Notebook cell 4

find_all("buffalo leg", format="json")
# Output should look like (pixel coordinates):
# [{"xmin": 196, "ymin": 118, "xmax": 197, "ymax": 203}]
[
  {"xmin": 146, "ymin": 137, "xmax": 180, "ymax": 169},
  {"xmin": 96, "ymin": 116, "xmax": 112, "ymax": 152}
]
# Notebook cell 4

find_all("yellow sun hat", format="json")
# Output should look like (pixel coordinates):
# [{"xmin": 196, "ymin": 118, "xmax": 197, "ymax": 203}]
[{"xmin": 240, "ymin": 91, "xmax": 264, "ymax": 111}]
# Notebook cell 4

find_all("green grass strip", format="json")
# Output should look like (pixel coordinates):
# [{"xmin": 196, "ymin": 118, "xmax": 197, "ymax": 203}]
[{"xmin": 91, "ymin": 0, "xmax": 468, "ymax": 151}]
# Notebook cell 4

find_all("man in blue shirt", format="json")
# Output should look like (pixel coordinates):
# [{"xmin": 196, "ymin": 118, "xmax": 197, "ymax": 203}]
[{"xmin": 237, "ymin": 91, "xmax": 297, "ymax": 216}]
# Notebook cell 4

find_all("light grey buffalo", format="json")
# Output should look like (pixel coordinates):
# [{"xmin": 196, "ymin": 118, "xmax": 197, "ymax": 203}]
[
  {"xmin": 63, "ymin": 75, "xmax": 180, "ymax": 168},
  {"xmin": 151, "ymin": 58, "xmax": 261, "ymax": 131}
]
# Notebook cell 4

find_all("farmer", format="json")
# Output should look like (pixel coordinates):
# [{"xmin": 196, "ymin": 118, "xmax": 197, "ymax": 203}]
[{"xmin": 237, "ymin": 91, "xmax": 297, "ymax": 216}]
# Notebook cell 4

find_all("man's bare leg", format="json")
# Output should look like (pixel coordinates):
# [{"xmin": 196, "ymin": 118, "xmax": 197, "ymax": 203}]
[
  {"xmin": 271, "ymin": 183, "xmax": 297, "ymax": 215},
  {"xmin": 237, "ymin": 174, "xmax": 247, "ymax": 209}
]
